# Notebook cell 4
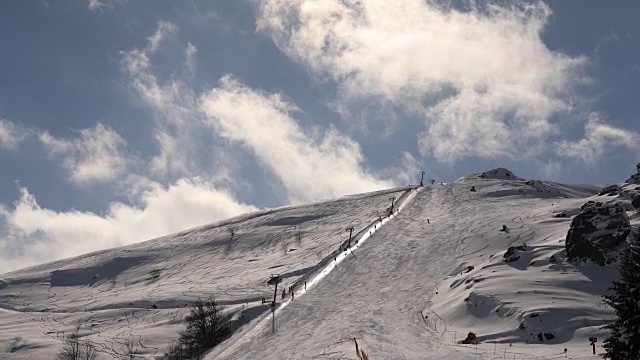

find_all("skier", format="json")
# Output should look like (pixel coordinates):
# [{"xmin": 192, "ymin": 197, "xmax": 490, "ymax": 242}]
[
  {"xmin": 427, "ymin": 219, "xmax": 430, "ymax": 224},
  {"xmin": 282, "ymin": 289, "xmax": 286, "ymax": 299},
  {"xmin": 304, "ymin": 281, "xmax": 307, "ymax": 290},
  {"xmin": 291, "ymin": 292, "xmax": 294, "ymax": 301}
]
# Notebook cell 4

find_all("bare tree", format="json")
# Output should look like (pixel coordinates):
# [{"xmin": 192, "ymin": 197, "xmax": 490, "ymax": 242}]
[
  {"xmin": 166, "ymin": 298, "xmax": 229, "ymax": 359},
  {"xmin": 56, "ymin": 337, "xmax": 97, "ymax": 360},
  {"xmin": 117, "ymin": 340, "xmax": 138, "ymax": 360}
]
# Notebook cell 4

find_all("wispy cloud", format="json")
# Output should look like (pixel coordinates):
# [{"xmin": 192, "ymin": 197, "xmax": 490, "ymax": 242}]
[
  {"xmin": 256, "ymin": 0, "xmax": 588, "ymax": 162},
  {"xmin": 121, "ymin": 21, "xmax": 204, "ymax": 177},
  {"xmin": 86, "ymin": 0, "xmax": 124, "ymax": 11},
  {"xmin": 557, "ymin": 113, "xmax": 640, "ymax": 164},
  {"xmin": 0, "ymin": 117, "xmax": 30, "ymax": 150},
  {"xmin": 200, "ymin": 75, "xmax": 393, "ymax": 203},
  {"xmin": 39, "ymin": 123, "xmax": 130, "ymax": 186}
]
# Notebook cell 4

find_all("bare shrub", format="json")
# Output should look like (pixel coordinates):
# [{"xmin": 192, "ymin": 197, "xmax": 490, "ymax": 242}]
[
  {"xmin": 56, "ymin": 337, "xmax": 97, "ymax": 360},
  {"xmin": 166, "ymin": 298, "xmax": 229, "ymax": 359}
]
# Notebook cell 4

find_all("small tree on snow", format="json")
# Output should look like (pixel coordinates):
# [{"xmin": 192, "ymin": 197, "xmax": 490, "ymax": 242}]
[
  {"xmin": 603, "ymin": 231, "xmax": 640, "ymax": 359},
  {"xmin": 56, "ymin": 338, "xmax": 97, "ymax": 360},
  {"xmin": 167, "ymin": 298, "xmax": 229, "ymax": 359}
]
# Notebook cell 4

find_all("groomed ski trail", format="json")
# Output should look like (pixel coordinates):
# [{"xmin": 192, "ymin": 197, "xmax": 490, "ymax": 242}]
[{"xmin": 206, "ymin": 187, "xmax": 423, "ymax": 359}]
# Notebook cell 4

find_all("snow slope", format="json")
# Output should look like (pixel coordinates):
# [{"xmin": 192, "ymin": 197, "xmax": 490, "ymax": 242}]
[
  {"xmin": 0, "ymin": 174, "xmax": 628, "ymax": 360},
  {"xmin": 0, "ymin": 187, "xmax": 410, "ymax": 359}
]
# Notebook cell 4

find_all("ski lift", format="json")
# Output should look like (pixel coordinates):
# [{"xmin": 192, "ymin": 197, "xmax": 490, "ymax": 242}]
[{"xmin": 267, "ymin": 274, "xmax": 282, "ymax": 285}]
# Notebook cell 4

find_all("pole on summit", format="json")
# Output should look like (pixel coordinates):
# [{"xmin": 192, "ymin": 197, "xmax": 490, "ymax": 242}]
[{"xmin": 419, "ymin": 171, "xmax": 425, "ymax": 186}]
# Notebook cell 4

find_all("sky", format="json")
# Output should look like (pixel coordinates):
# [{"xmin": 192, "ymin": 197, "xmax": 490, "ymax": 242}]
[{"xmin": 1, "ymin": 0, "xmax": 640, "ymax": 273}]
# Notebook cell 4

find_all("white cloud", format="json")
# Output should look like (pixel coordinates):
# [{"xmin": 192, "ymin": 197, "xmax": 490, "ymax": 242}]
[
  {"xmin": 87, "ymin": 0, "xmax": 125, "ymax": 11},
  {"xmin": 0, "ymin": 179, "xmax": 257, "ymax": 273},
  {"xmin": 39, "ymin": 123, "xmax": 130, "ymax": 185},
  {"xmin": 557, "ymin": 113, "xmax": 640, "ymax": 164},
  {"xmin": 148, "ymin": 21, "xmax": 177, "ymax": 53},
  {"xmin": 122, "ymin": 22, "xmax": 205, "ymax": 177},
  {"xmin": 256, "ymin": 0, "xmax": 588, "ymax": 162},
  {"xmin": 185, "ymin": 42, "xmax": 198, "ymax": 73},
  {"xmin": 87, "ymin": 0, "xmax": 104, "ymax": 10},
  {"xmin": 200, "ymin": 75, "xmax": 393, "ymax": 203},
  {"xmin": 0, "ymin": 117, "xmax": 29, "ymax": 150}
]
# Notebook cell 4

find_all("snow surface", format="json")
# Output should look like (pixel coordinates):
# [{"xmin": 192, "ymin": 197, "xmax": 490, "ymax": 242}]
[{"xmin": 0, "ymin": 176, "xmax": 631, "ymax": 360}]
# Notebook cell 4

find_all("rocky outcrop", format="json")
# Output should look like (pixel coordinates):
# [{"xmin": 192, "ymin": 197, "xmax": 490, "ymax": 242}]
[
  {"xmin": 479, "ymin": 168, "xmax": 521, "ymax": 180},
  {"xmin": 625, "ymin": 163, "xmax": 640, "ymax": 185},
  {"xmin": 504, "ymin": 244, "xmax": 526, "ymax": 263},
  {"xmin": 599, "ymin": 184, "xmax": 622, "ymax": 196},
  {"xmin": 566, "ymin": 201, "xmax": 631, "ymax": 265}
]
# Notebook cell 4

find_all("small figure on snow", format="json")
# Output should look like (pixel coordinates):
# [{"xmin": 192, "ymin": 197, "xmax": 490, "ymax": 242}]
[
  {"xmin": 291, "ymin": 292, "xmax": 294, "ymax": 301},
  {"xmin": 282, "ymin": 289, "xmax": 286, "ymax": 299},
  {"xmin": 470, "ymin": 186, "xmax": 477, "ymax": 192},
  {"xmin": 304, "ymin": 281, "xmax": 307, "ymax": 290},
  {"xmin": 427, "ymin": 219, "xmax": 430, "ymax": 224},
  {"xmin": 500, "ymin": 224, "xmax": 508, "ymax": 232}
]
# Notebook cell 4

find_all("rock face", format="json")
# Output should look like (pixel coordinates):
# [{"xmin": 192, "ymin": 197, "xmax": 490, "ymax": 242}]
[
  {"xmin": 504, "ymin": 244, "xmax": 526, "ymax": 263},
  {"xmin": 599, "ymin": 184, "xmax": 622, "ymax": 196},
  {"xmin": 565, "ymin": 201, "xmax": 631, "ymax": 265},
  {"xmin": 625, "ymin": 163, "xmax": 640, "ymax": 184},
  {"xmin": 479, "ymin": 168, "xmax": 521, "ymax": 180}
]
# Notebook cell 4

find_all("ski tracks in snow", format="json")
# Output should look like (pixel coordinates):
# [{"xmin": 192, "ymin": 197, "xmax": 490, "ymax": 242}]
[{"xmin": 207, "ymin": 187, "xmax": 423, "ymax": 359}]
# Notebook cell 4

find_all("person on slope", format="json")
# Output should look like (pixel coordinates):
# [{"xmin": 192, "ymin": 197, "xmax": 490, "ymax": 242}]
[
  {"xmin": 282, "ymin": 289, "xmax": 286, "ymax": 299},
  {"xmin": 291, "ymin": 291, "xmax": 294, "ymax": 301}
]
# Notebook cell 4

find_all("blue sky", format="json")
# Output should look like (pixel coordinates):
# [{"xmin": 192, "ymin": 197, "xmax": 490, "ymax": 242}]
[{"xmin": 1, "ymin": 0, "xmax": 639, "ymax": 272}]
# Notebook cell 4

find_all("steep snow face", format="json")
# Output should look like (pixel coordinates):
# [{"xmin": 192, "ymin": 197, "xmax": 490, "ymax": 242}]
[
  {"xmin": 625, "ymin": 163, "xmax": 640, "ymax": 184},
  {"xmin": 566, "ymin": 201, "xmax": 631, "ymax": 265}
]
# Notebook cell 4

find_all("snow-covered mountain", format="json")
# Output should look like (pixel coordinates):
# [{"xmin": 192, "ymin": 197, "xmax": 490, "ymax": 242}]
[{"xmin": 1, "ymin": 167, "xmax": 638, "ymax": 359}]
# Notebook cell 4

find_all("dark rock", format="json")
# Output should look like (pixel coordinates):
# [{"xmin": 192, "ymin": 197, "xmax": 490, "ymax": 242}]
[
  {"xmin": 565, "ymin": 201, "xmax": 631, "ymax": 265},
  {"xmin": 625, "ymin": 163, "xmax": 640, "ymax": 184},
  {"xmin": 461, "ymin": 332, "xmax": 477, "ymax": 344},
  {"xmin": 632, "ymin": 194, "xmax": 640, "ymax": 210},
  {"xmin": 479, "ymin": 168, "xmax": 521, "ymax": 180},
  {"xmin": 553, "ymin": 212, "xmax": 568, "ymax": 218},
  {"xmin": 549, "ymin": 255, "xmax": 557, "ymax": 263},
  {"xmin": 599, "ymin": 184, "xmax": 622, "ymax": 196},
  {"xmin": 544, "ymin": 332, "xmax": 555, "ymax": 340},
  {"xmin": 503, "ymin": 246, "xmax": 522, "ymax": 263}
]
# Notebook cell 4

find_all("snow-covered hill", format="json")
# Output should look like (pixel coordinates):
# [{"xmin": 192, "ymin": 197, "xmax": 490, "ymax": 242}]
[{"xmin": 0, "ymin": 168, "xmax": 636, "ymax": 360}]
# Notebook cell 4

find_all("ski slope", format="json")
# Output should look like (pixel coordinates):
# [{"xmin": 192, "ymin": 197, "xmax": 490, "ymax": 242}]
[
  {"xmin": 0, "ymin": 187, "xmax": 410, "ymax": 359},
  {"xmin": 0, "ymin": 172, "xmax": 628, "ymax": 360}
]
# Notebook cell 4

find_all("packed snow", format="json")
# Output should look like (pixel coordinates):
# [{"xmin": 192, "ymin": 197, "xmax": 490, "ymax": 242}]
[{"xmin": 0, "ymin": 170, "xmax": 635, "ymax": 360}]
